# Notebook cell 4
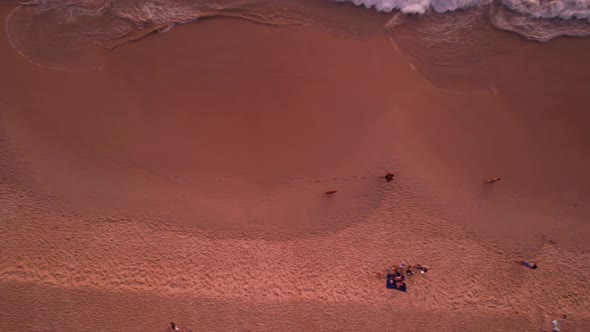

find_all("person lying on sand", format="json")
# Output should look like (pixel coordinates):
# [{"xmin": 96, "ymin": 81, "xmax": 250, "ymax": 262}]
[
  {"xmin": 414, "ymin": 264, "xmax": 429, "ymax": 273},
  {"xmin": 484, "ymin": 177, "xmax": 501, "ymax": 184},
  {"xmin": 385, "ymin": 172, "xmax": 395, "ymax": 182},
  {"xmin": 170, "ymin": 322, "xmax": 179, "ymax": 331},
  {"xmin": 515, "ymin": 259, "xmax": 538, "ymax": 269}
]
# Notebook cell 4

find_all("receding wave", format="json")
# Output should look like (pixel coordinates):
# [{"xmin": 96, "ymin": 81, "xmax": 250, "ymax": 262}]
[
  {"xmin": 3, "ymin": 0, "xmax": 590, "ymax": 72},
  {"xmin": 3, "ymin": 0, "xmax": 320, "ymax": 72}
]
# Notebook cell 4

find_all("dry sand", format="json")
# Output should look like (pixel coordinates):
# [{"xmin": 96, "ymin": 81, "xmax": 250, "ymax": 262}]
[{"xmin": 1, "ymin": 4, "xmax": 590, "ymax": 332}]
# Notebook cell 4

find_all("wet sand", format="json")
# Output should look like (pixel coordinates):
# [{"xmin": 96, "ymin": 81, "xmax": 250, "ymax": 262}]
[{"xmin": 1, "ymin": 4, "xmax": 590, "ymax": 332}]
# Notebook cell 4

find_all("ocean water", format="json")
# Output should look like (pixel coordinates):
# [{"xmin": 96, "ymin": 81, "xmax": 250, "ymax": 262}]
[{"xmin": 2, "ymin": 0, "xmax": 590, "ymax": 71}]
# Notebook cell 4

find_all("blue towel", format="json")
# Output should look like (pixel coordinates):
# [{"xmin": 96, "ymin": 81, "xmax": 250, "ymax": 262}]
[{"xmin": 386, "ymin": 274, "xmax": 407, "ymax": 292}]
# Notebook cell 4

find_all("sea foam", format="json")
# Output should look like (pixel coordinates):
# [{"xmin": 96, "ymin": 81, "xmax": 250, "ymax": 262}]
[
  {"xmin": 3, "ymin": 0, "xmax": 590, "ymax": 72},
  {"xmin": 335, "ymin": 0, "xmax": 590, "ymax": 21}
]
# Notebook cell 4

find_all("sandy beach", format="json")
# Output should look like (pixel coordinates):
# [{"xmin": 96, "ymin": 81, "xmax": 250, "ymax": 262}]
[{"xmin": 1, "ymin": 2, "xmax": 590, "ymax": 331}]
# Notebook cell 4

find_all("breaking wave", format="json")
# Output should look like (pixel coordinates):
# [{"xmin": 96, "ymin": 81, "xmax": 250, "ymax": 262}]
[
  {"xmin": 339, "ymin": 0, "xmax": 590, "ymax": 20},
  {"xmin": 2, "ymin": 0, "xmax": 590, "ymax": 71},
  {"xmin": 340, "ymin": 0, "xmax": 590, "ymax": 41}
]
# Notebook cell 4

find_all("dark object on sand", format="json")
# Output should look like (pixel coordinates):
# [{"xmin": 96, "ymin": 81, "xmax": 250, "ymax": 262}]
[
  {"xmin": 414, "ymin": 264, "xmax": 428, "ymax": 273},
  {"xmin": 325, "ymin": 190, "xmax": 337, "ymax": 195},
  {"xmin": 170, "ymin": 322, "xmax": 179, "ymax": 331},
  {"xmin": 386, "ymin": 272, "xmax": 407, "ymax": 292},
  {"xmin": 385, "ymin": 172, "xmax": 395, "ymax": 182},
  {"xmin": 516, "ymin": 260, "xmax": 538, "ymax": 269},
  {"xmin": 484, "ymin": 177, "xmax": 501, "ymax": 184},
  {"xmin": 406, "ymin": 267, "xmax": 414, "ymax": 276}
]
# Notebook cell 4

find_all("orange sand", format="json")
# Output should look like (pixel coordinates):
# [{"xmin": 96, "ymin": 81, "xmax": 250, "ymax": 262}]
[{"xmin": 1, "ymin": 5, "xmax": 590, "ymax": 332}]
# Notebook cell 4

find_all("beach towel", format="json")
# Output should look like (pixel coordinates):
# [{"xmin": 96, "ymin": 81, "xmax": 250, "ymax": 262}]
[{"xmin": 386, "ymin": 273, "xmax": 407, "ymax": 292}]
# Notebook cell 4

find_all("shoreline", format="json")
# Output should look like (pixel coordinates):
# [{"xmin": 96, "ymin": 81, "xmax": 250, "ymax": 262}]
[{"xmin": 1, "ymin": 5, "xmax": 590, "ymax": 332}]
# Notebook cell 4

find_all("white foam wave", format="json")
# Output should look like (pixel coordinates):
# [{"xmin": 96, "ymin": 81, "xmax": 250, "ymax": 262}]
[
  {"xmin": 335, "ymin": 0, "xmax": 590, "ymax": 22},
  {"xmin": 334, "ymin": 0, "xmax": 489, "ymax": 14},
  {"xmin": 502, "ymin": 0, "xmax": 590, "ymax": 20}
]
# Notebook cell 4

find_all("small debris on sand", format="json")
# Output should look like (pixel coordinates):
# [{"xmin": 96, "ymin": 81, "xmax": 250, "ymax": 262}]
[
  {"xmin": 385, "ymin": 172, "xmax": 395, "ymax": 182},
  {"xmin": 484, "ymin": 177, "xmax": 501, "ymax": 184}
]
